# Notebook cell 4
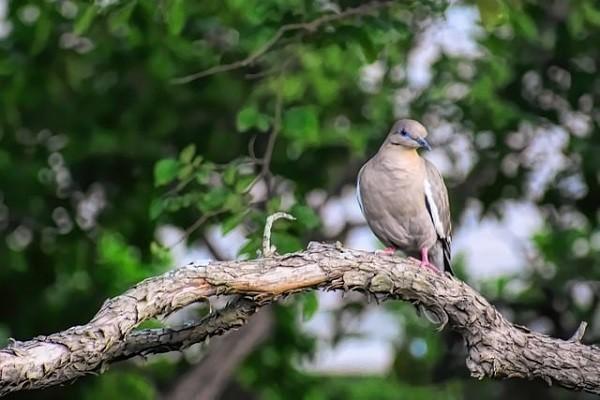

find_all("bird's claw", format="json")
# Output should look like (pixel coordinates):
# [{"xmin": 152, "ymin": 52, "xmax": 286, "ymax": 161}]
[{"xmin": 419, "ymin": 261, "xmax": 441, "ymax": 274}]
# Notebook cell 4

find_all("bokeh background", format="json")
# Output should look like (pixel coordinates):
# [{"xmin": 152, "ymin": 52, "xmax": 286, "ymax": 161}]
[{"xmin": 1, "ymin": 0, "xmax": 599, "ymax": 399}]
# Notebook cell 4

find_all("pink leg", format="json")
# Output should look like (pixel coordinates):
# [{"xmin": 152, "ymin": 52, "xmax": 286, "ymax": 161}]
[{"xmin": 419, "ymin": 248, "xmax": 440, "ymax": 274}]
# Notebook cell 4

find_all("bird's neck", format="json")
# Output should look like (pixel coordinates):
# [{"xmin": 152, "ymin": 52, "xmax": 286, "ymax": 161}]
[
  {"xmin": 377, "ymin": 145, "xmax": 421, "ymax": 166},
  {"xmin": 373, "ymin": 146, "xmax": 424, "ymax": 177}
]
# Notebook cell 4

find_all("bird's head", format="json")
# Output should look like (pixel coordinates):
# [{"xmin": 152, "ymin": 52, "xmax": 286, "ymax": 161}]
[{"xmin": 385, "ymin": 119, "xmax": 432, "ymax": 151}]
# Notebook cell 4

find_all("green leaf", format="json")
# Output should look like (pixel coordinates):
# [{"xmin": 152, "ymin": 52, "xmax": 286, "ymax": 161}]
[
  {"xmin": 195, "ymin": 162, "xmax": 214, "ymax": 185},
  {"xmin": 109, "ymin": 1, "xmax": 137, "ymax": 33},
  {"xmin": 300, "ymin": 292, "xmax": 319, "ymax": 321},
  {"xmin": 337, "ymin": 26, "xmax": 378, "ymax": 62},
  {"xmin": 282, "ymin": 75, "xmax": 306, "ymax": 101},
  {"xmin": 291, "ymin": 204, "xmax": 320, "ymax": 230},
  {"xmin": 179, "ymin": 144, "xmax": 196, "ymax": 163},
  {"xmin": 31, "ymin": 13, "xmax": 52, "ymax": 54},
  {"xmin": 567, "ymin": 10, "xmax": 585, "ymax": 37},
  {"xmin": 223, "ymin": 165, "xmax": 237, "ymax": 185},
  {"xmin": 236, "ymin": 106, "xmax": 259, "ymax": 132},
  {"xmin": 476, "ymin": 0, "xmax": 507, "ymax": 30},
  {"xmin": 154, "ymin": 159, "xmax": 179, "ymax": 186},
  {"xmin": 149, "ymin": 48, "xmax": 176, "ymax": 79},
  {"xmin": 221, "ymin": 211, "xmax": 247, "ymax": 234},
  {"xmin": 192, "ymin": 155, "xmax": 203, "ymax": 167},
  {"xmin": 164, "ymin": 196, "xmax": 184, "ymax": 212},
  {"xmin": 98, "ymin": 232, "xmax": 148, "ymax": 292},
  {"xmin": 282, "ymin": 106, "xmax": 319, "ymax": 142},
  {"xmin": 149, "ymin": 199, "xmax": 164, "ymax": 219},
  {"xmin": 180, "ymin": 193, "xmax": 196, "ymax": 207},
  {"xmin": 150, "ymin": 241, "xmax": 172, "ymax": 266},
  {"xmin": 511, "ymin": 11, "xmax": 538, "ymax": 41},
  {"xmin": 199, "ymin": 187, "xmax": 229, "ymax": 212},
  {"xmin": 178, "ymin": 164, "xmax": 194, "ymax": 180},
  {"xmin": 236, "ymin": 106, "xmax": 270, "ymax": 132},
  {"xmin": 256, "ymin": 115, "xmax": 270, "ymax": 132},
  {"xmin": 583, "ymin": 1, "xmax": 600, "ymax": 26},
  {"xmin": 235, "ymin": 174, "xmax": 256, "ymax": 193},
  {"xmin": 357, "ymin": 34, "xmax": 377, "ymax": 63},
  {"xmin": 74, "ymin": 4, "xmax": 98, "ymax": 35},
  {"xmin": 195, "ymin": 170, "xmax": 210, "ymax": 185},
  {"xmin": 238, "ymin": 236, "xmax": 261, "ymax": 258},
  {"xmin": 166, "ymin": 0, "xmax": 186, "ymax": 35},
  {"xmin": 266, "ymin": 196, "xmax": 282, "ymax": 213},
  {"xmin": 271, "ymin": 231, "xmax": 303, "ymax": 253},
  {"xmin": 224, "ymin": 192, "xmax": 244, "ymax": 212}
]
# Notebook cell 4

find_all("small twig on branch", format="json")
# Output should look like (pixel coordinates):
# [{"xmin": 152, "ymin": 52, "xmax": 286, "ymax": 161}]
[
  {"xmin": 569, "ymin": 321, "xmax": 588, "ymax": 342},
  {"xmin": 262, "ymin": 212, "xmax": 296, "ymax": 257},
  {"xmin": 171, "ymin": 1, "xmax": 393, "ymax": 84}
]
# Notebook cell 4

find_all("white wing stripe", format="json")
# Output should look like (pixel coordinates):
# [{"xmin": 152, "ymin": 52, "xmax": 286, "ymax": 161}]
[
  {"xmin": 424, "ymin": 179, "xmax": 445, "ymax": 238},
  {"xmin": 356, "ymin": 165, "xmax": 365, "ymax": 215}
]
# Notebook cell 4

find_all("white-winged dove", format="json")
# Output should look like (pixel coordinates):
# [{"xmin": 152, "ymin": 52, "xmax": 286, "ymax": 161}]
[{"xmin": 357, "ymin": 119, "xmax": 453, "ymax": 275}]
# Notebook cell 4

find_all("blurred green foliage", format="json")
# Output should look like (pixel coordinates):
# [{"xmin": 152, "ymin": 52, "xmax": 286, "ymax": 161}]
[{"xmin": 1, "ymin": 0, "xmax": 599, "ymax": 399}]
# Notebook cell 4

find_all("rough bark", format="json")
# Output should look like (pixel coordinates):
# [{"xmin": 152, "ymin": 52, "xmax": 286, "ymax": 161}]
[{"xmin": 1, "ymin": 242, "xmax": 599, "ymax": 396}]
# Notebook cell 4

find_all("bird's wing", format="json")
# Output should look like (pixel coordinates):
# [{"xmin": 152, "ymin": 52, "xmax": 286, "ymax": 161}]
[
  {"xmin": 356, "ymin": 164, "xmax": 366, "ymax": 216},
  {"xmin": 423, "ymin": 158, "xmax": 452, "ymax": 272}
]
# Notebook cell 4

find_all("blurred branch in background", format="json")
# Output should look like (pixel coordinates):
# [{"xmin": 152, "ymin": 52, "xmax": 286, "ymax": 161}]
[
  {"xmin": 164, "ymin": 305, "xmax": 273, "ymax": 400},
  {"xmin": 1, "ymin": 242, "xmax": 599, "ymax": 397},
  {"xmin": 171, "ymin": 1, "xmax": 394, "ymax": 84}
]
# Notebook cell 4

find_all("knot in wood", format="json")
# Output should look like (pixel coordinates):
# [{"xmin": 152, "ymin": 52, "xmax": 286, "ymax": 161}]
[
  {"xmin": 370, "ymin": 273, "xmax": 394, "ymax": 293},
  {"xmin": 342, "ymin": 270, "xmax": 368, "ymax": 290}
]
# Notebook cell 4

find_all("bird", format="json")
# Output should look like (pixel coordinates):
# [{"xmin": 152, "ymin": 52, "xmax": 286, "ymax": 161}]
[{"xmin": 356, "ymin": 119, "xmax": 453, "ymax": 275}]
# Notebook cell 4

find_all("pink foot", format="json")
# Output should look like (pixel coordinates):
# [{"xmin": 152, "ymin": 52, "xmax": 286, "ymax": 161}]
[
  {"xmin": 383, "ymin": 246, "xmax": 396, "ymax": 254},
  {"xmin": 376, "ymin": 246, "xmax": 396, "ymax": 255},
  {"xmin": 419, "ymin": 248, "xmax": 441, "ymax": 274}
]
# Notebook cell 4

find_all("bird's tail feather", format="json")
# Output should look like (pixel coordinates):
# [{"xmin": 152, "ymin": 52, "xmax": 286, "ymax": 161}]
[{"xmin": 442, "ymin": 242, "xmax": 453, "ymax": 275}]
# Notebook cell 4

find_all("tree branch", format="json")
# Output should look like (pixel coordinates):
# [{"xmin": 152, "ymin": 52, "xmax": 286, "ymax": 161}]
[
  {"xmin": 114, "ymin": 298, "xmax": 260, "ymax": 363},
  {"xmin": 1, "ymin": 242, "xmax": 600, "ymax": 396},
  {"xmin": 170, "ymin": 1, "xmax": 393, "ymax": 84}
]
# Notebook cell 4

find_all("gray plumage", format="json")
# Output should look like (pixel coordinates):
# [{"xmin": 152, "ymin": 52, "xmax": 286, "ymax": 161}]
[{"xmin": 357, "ymin": 119, "xmax": 453, "ymax": 274}]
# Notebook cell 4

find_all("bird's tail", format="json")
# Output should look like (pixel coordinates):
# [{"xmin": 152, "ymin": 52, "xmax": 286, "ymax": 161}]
[{"xmin": 442, "ymin": 242, "xmax": 453, "ymax": 275}]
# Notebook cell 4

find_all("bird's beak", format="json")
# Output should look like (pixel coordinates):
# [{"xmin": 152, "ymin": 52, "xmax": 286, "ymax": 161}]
[{"xmin": 415, "ymin": 137, "xmax": 432, "ymax": 151}]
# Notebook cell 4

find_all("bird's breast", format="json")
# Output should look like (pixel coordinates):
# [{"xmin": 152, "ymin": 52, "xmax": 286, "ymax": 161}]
[{"xmin": 359, "ymin": 159, "xmax": 436, "ymax": 251}]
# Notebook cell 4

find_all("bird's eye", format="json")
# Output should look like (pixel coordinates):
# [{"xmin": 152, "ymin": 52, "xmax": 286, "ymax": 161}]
[{"xmin": 400, "ymin": 129, "xmax": 409, "ymax": 137}]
